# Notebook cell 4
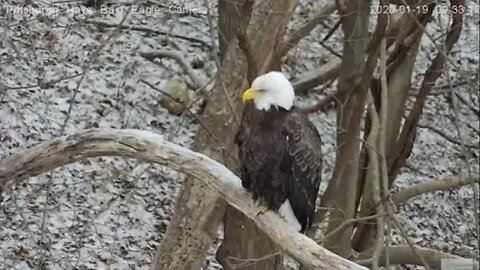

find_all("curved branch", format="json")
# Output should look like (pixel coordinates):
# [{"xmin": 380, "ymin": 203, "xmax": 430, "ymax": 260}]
[
  {"xmin": 277, "ymin": 3, "xmax": 336, "ymax": 57},
  {"xmin": 356, "ymin": 245, "xmax": 465, "ymax": 268},
  {"xmin": 0, "ymin": 129, "xmax": 367, "ymax": 270},
  {"xmin": 393, "ymin": 174, "xmax": 480, "ymax": 206}
]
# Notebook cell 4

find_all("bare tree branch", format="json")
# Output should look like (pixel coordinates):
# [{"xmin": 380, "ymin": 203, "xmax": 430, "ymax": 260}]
[
  {"xmin": 3, "ymin": 73, "xmax": 84, "ymax": 91},
  {"xmin": 139, "ymin": 50, "xmax": 203, "ymax": 89},
  {"xmin": 277, "ymin": 3, "xmax": 336, "ymax": 57},
  {"xmin": 365, "ymin": 91, "xmax": 385, "ymax": 270},
  {"xmin": 83, "ymin": 19, "xmax": 211, "ymax": 48},
  {"xmin": 351, "ymin": 7, "xmax": 431, "ymax": 252},
  {"xmin": 417, "ymin": 123, "xmax": 478, "ymax": 149},
  {"xmin": 379, "ymin": 34, "xmax": 393, "ymax": 267},
  {"xmin": 292, "ymin": 58, "xmax": 341, "ymax": 93},
  {"xmin": 453, "ymin": 91, "xmax": 480, "ymax": 116},
  {"xmin": 388, "ymin": 200, "xmax": 432, "ymax": 269},
  {"xmin": 322, "ymin": 0, "xmax": 387, "ymax": 256},
  {"xmin": 319, "ymin": 214, "xmax": 384, "ymax": 243},
  {"xmin": 60, "ymin": 6, "xmax": 134, "ymax": 135},
  {"xmin": 300, "ymin": 94, "xmax": 336, "ymax": 114},
  {"xmin": 0, "ymin": 129, "xmax": 368, "ymax": 270},
  {"xmin": 393, "ymin": 174, "xmax": 480, "ymax": 206},
  {"xmin": 356, "ymin": 245, "xmax": 465, "ymax": 268},
  {"xmin": 390, "ymin": 0, "xmax": 465, "ymax": 178},
  {"xmin": 236, "ymin": 0, "xmax": 257, "ymax": 83}
]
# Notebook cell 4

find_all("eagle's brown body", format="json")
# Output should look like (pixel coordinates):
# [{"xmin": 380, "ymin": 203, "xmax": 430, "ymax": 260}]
[{"xmin": 235, "ymin": 103, "xmax": 322, "ymax": 231}]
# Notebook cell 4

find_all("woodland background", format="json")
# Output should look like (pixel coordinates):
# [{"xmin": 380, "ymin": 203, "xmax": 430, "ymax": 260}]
[{"xmin": 0, "ymin": 0, "xmax": 479, "ymax": 269}]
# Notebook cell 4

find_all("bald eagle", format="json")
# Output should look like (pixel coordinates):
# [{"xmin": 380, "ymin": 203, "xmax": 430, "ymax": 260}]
[{"xmin": 236, "ymin": 71, "xmax": 322, "ymax": 232}]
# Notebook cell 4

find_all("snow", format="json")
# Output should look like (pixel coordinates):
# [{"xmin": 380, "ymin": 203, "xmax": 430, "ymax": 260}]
[
  {"xmin": 0, "ymin": 0, "xmax": 478, "ymax": 269},
  {"xmin": 278, "ymin": 199, "xmax": 302, "ymax": 232}
]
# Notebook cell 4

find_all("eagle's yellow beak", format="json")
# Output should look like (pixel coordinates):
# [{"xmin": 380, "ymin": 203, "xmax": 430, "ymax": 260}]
[{"xmin": 242, "ymin": 88, "xmax": 257, "ymax": 103}]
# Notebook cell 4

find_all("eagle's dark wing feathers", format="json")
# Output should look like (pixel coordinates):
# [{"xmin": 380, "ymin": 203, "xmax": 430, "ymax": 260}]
[
  {"xmin": 235, "ymin": 127, "xmax": 251, "ymax": 191},
  {"xmin": 281, "ymin": 111, "xmax": 322, "ymax": 231}
]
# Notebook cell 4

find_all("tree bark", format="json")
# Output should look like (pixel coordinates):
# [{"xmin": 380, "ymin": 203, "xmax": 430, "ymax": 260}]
[
  {"xmin": 321, "ymin": 0, "xmax": 371, "ymax": 257},
  {"xmin": 352, "ymin": 1, "xmax": 464, "ymax": 252},
  {"xmin": 150, "ymin": 1, "xmax": 248, "ymax": 268},
  {"xmin": 217, "ymin": 1, "xmax": 301, "ymax": 269},
  {"xmin": 218, "ymin": 0, "xmax": 239, "ymax": 61},
  {"xmin": 292, "ymin": 58, "xmax": 341, "ymax": 93},
  {"xmin": 356, "ymin": 245, "xmax": 464, "ymax": 268},
  {"xmin": 216, "ymin": 207, "xmax": 284, "ymax": 270},
  {"xmin": 0, "ymin": 128, "xmax": 370, "ymax": 270},
  {"xmin": 352, "ymin": 12, "xmax": 425, "ymax": 252}
]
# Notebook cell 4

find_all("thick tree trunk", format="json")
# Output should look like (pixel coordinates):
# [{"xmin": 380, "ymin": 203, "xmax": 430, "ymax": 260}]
[
  {"xmin": 321, "ymin": 0, "xmax": 371, "ymax": 258},
  {"xmin": 216, "ymin": 1, "xmax": 300, "ymax": 269},
  {"xmin": 216, "ymin": 207, "xmax": 284, "ymax": 269},
  {"xmin": 150, "ymin": 71, "xmax": 244, "ymax": 270},
  {"xmin": 150, "ymin": 2, "xmax": 248, "ymax": 268},
  {"xmin": 218, "ymin": 0, "xmax": 239, "ymax": 61}
]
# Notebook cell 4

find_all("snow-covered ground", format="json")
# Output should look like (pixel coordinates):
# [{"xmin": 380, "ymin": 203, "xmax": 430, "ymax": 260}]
[{"xmin": 0, "ymin": 0, "xmax": 478, "ymax": 269}]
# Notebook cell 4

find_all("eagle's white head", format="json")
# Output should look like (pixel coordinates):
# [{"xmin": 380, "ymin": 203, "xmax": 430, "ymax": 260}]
[{"xmin": 241, "ymin": 71, "xmax": 295, "ymax": 111}]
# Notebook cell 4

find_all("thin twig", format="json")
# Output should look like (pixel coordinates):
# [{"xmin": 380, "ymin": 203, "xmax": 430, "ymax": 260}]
[
  {"xmin": 38, "ymin": 171, "xmax": 54, "ymax": 268},
  {"xmin": 378, "ymin": 37, "xmax": 390, "ymax": 269},
  {"xmin": 366, "ymin": 92, "xmax": 385, "ymax": 270},
  {"xmin": 3, "ymin": 73, "xmax": 84, "ymax": 91},
  {"xmin": 318, "ymin": 40, "xmax": 342, "ymax": 58},
  {"xmin": 322, "ymin": 20, "xmax": 341, "ymax": 43},
  {"xmin": 444, "ymin": 2, "xmax": 479, "ymax": 258},
  {"xmin": 320, "ymin": 214, "xmax": 386, "ymax": 242},
  {"xmin": 73, "ymin": 163, "xmax": 150, "ymax": 268},
  {"xmin": 417, "ymin": 123, "xmax": 478, "ymax": 149},
  {"xmin": 453, "ymin": 91, "xmax": 480, "ymax": 116},
  {"xmin": 400, "ymin": 0, "xmax": 461, "ymax": 70},
  {"xmin": 60, "ymin": 72, "xmax": 86, "ymax": 135},
  {"xmin": 168, "ymin": 74, "xmax": 218, "ymax": 141},
  {"xmin": 386, "ymin": 202, "xmax": 432, "ymax": 270},
  {"xmin": 60, "ymin": 6, "xmax": 134, "ymax": 135},
  {"xmin": 390, "ymin": 1, "xmax": 464, "ymax": 178},
  {"xmin": 277, "ymin": 3, "xmax": 336, "ymax": 56},
  {"xmin": 204, "ymin": 0, "xmax": 240, "ymax": 123},
  {"xmin": 83, "ymin": 19, "xmax": 211, "ymax": 48},
  {"xmin": 140, "ymin": 79, "xmax": 239, "ymax": 165},
  {"xmin": 300, "ymin": 94, "xmax": 336, "ymax": 114},
  {"xmin": 139, "ymin": 50, "xmax": 202, "ymax": 89}
]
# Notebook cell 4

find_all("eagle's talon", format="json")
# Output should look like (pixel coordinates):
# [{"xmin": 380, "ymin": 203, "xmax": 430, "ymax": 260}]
[{"xmin": 256, "ymin": 205, "xmax": 269, "ymax": 216}]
